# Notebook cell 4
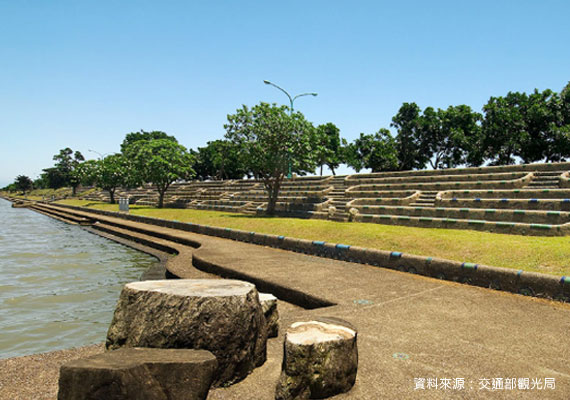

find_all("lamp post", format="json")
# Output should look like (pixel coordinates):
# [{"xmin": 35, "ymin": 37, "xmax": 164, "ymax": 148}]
[
  {"xmin": 88, "ymin": 149, "xmax": 111, "ymax": 160},
  {"xmin": 263, "ymin": 80, "xmax": 318, "ymax": 177}
]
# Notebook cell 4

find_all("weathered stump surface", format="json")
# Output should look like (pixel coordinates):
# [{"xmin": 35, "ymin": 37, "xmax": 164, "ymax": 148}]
[
  {"xmin": 259, "ymin": 292, "xmax": 279, "ymax": 338},
  {"xmin": 105, "ymin": 279, "xmax": 267, "ymax": 386},
  {"xmin": 58, "ymin": 347, "xmax": 217, "ymax": 400},
  {"xmin": 276, "ymin": 317, "xmax": 358, "ymax": 400}
]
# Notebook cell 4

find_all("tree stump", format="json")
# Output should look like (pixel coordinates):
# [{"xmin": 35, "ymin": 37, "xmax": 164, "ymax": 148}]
[
  {"xmin": 275, "ymin": 317, "xmax": 358, "ymax": 400},
  {"xmin": 259, "ymin": 292, "xmax": 279, "ymax": 338},
  {"xmin": 58, "ymin": 348, "xmax": 217, "ymax": 400},
  {"xmin": 105, "ymin": 279, "xmax": 267, "ymax": 387}
]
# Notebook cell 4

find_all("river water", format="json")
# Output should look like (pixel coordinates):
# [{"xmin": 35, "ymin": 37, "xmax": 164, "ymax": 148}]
[{"xmin": 0, "ymin": 198, "xmax": 157, "ymax": 359}]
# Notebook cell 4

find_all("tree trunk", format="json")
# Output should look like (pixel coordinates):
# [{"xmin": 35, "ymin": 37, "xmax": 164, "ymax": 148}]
[
  {"xmin": 109, "ymin": 189, "xmax": 115, "ymax": 204},
  {"xmin": 72, "ymin": 185, "xmax": 77, "ymax": 196},
  {"xmin": 265, "ymin": 178, "xmax": 281, "ymax": 216},
  {"xmin": 275, "ymin": 318, "xmax": 358, "ymax": 400},
  {"xmin": 105, "ymin": 279, "xmax": 267, "ymax": 387},
  {"xmin": 158, "ymin": 190, "xmax": 165, "ymax": 208},
  {"xmin": 320, "ymin": 164, "xmax": 323, "ymax": 176}
]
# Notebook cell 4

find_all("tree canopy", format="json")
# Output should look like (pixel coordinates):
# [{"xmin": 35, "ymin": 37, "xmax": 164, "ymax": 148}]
[
  {"xmin": 83, "ymin": 154, "xmax": 129, "ymax": 203},
  {"xmin": 314, "ymin": 123, "xmax": 342, "ymax": 176},
  {"xmin": 124, "ymin": 138, "xmax": 195, "ymax": 208},
  {"xmin": 344, "ymin": 129, "xmax": 398, "ymax": 172},
  {"xmin": 225, "ymin": 102, "xmax": 317, "ymax": 214},
  {"xmin": 120, "ymin": 130, "xmax": 177, "ymax": 154},
  {"xmin": 15, "ymin": 175, "xmax": 33, "ymax": 195},
  {"xmin": 194, "ymin": 140, "xmax": 248, "ymax": 180}
]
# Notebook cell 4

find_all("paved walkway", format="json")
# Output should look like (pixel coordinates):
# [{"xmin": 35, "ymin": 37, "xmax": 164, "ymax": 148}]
[{"xmin": 35, "ymin": 204, "xmax": 570, "ymax": 398}]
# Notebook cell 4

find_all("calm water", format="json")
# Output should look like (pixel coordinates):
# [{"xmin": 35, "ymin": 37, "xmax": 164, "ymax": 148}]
[{"xmin": 0, "ymin": 198, "xmax": 157, "ymax": 359}]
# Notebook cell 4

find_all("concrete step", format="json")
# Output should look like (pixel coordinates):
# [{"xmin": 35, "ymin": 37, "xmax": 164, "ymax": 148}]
[{"xmin": 534, "ymin": 172, "xmax": 564, "ymax": 176}]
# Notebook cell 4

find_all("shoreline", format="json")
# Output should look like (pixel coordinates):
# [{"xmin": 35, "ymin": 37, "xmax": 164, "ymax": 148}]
[{"xmin": 0, "ymin": 202, "xmax": 174, "ymax": 400}]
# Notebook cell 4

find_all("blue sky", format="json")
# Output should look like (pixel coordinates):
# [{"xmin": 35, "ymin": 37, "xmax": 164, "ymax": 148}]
[{"xmin": 1, "ymin": 0, "xmax": 569, "ymax": 187}]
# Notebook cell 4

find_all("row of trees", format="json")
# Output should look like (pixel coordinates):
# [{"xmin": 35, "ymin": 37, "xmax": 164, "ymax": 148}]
[
  {"xmin": 4, "ymin": 83, "xmax": 570, "ymax": 214},
  {"xmin": 346, "ymin": 83, "xmax": 570, "ymax": 172}
]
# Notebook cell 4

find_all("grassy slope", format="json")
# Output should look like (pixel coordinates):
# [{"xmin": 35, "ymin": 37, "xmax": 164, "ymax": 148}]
[{"xmin": 57, "ymin": 199, "xmax": 570, "ymax": 276}]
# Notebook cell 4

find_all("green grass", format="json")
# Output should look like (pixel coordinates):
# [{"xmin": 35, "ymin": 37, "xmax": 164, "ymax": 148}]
[{"xmin": 57, "ymin": 199, "xmax": 570, "ymax": 276}]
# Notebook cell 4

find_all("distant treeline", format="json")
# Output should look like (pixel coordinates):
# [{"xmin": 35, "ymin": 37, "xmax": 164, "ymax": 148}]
[{"xmin": 4, "ymin": 82, "xmax": 570, "ymax": 210}]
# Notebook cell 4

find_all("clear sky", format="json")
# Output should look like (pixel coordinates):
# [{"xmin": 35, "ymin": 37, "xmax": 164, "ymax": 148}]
[{"xmin": 1, "ymin": 0, "xmax": 569, "ymax": 187}]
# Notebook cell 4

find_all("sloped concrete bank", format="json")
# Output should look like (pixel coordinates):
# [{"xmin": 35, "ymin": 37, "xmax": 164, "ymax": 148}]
[{"xmin": 45, "ymin": 202, "xmax": 570, "ymax": 304}]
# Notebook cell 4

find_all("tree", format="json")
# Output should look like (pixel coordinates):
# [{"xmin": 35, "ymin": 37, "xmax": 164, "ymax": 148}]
[
  {"xmin": 83, "ymin": 155, "xmax": 128, "ymax": 203},
  {"xmin": 194, "ymin": 140, "xmax": 248, "ymax": 180},
  {"xmin": 420, "ymin": 105, "xmax": 483, "ymax": 169},
  {"xmin": 314, "ymin": 123, "xmax": 342, "ymax": 176},
  {"xmin": 15, "ymin": 175, "xmax": 33, "ymax": 195},
  {"xmin": 40, "ymin": 167, "xmax": 67, "ymax": 189},
  {"xmin": 344, "ymin": 129, "xmax": 398, "ymax": 172},
  {"xmin": 391, "ymin": 102, "xmax": 429, "ymax": 170},
  {"xmin": 125, "ymin": 138, "xmax": 195, "ymax": 208},
  {"xmin": 539, "ymin": 84, "xmax": 570, "ymax": 162},
  {"xmin": 52, "ymin": 147, "xmax": 85, "ymax": 195},
  {"xmin": 224, "ymin": 102, "xmax": 317, "ymax": 215},
  {"xmin": 120, "ymin": 130, "xmax": 177, "ymax": 153}
]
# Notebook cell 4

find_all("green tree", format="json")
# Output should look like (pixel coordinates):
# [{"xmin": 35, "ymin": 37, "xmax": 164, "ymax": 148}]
[
  {"xmin": 83, "ymin": 155, "xmax": 128, "ymax": 203},
  {"xmin": 125, "ymin": 138, "xmax": 195, "ymax": 208},
  {"xmin": 314, "ymin": 123, "xmax": 342, "ymax": 176},
  {"xmin": 120, "ymin": 130, "xmax": 177, "ymax": 153},
  {"xmin": 391, "ymin": 102, "xmax": 429, "ymax": 170},
  {"xmin": 420, "ymin": 105, "xmax": 483, "ymax": 168},
  {"xmin": 52, "ymin": 148, "xmax": 85, "ymax": 195},
  {"xmin": 344, "ymin": 129, "xmax": 398, "ymax": 172},
  {"xmin": 224, "ymin": 102, "xmax": 317, "ymax": 215},
  {"xmin": 539, "ymin": 84, "xmax": 570, "ymax": 162},
  {"xmin": 194, "ymin": 140, "xmax": 248, "ymax": 180},
  {"xmin": 15, "ymin": 175, "xmax": 33, "ymax": 195},
  {"xmin": 40, "ymin": 167, "xmax": 67, "ymax": 189}
]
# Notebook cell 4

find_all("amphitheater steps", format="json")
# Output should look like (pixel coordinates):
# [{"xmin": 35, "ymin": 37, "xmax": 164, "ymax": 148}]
[
  {"xmin": 325, "ymin": 176, "xmax": 350, "ymax": 221},
  {"xmin": 243, "ymin": 202, "xmax": 264, "ymax": 215},
  {"xmin": 524, "ymin": 172, "xmax": 562, "ymax": 189},
  {"xmin": 356, "ymin": 212, "xmax": 566, "ymax": 234},
  {"xmin": 409, "ymin": 191, "xmax": 438, "ymax": 207}
]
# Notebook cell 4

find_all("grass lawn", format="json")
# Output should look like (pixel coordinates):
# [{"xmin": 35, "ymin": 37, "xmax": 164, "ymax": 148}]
[{"xmin": 57, "ymin": 199, "xmax": 570, "ymax": 277}]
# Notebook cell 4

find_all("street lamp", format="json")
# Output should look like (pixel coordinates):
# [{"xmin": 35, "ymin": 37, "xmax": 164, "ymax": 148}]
[
  {"xmin": 263, "ymin": 80, "xmax": 318, "ymax": 177},
  {"xmin": 263, "ymin": 80, "xmax": 317, "ymax": 115},
  {"xmin": 88, "ymin": 149, "xmax": 111, "ymax": 160}
]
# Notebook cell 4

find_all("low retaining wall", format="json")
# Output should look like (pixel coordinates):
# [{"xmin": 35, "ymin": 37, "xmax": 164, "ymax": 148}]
[
  {"xmin": 352, "ymin": 205, "xmax": 570, "ymax": 225},
  {"xmin": 52, "ymin": 203, "xmax": 570, "ymax": 303},
  {"xmin": 353, "ymin": 212, "xmax": 569, "ymax": 236},
  {"xmin": 437, "ymin": 198, "xmax": 570, "ymax": 212},
  {"xmin": 345, "ymin": 173, "xmax": 533, "ymax": 192},
  {"xmin": 345, "ymin": 161, "xmax": 570, "ymax": 181}
]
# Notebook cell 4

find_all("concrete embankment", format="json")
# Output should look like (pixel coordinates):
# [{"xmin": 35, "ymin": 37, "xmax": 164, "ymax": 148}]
[{"xmin": 4, "ymin": 200, "xmax": 569, "ymax": 399}]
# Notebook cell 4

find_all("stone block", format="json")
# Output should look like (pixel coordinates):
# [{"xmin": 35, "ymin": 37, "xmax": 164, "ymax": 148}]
[{"xmin": 58, "ymin": 347, "xmax": 217, "ymax": 400}]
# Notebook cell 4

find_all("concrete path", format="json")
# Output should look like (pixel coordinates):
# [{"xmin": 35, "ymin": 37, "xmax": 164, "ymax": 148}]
[{"xmin": 38, "ymin": 204, "xmax": 570, "ymax": 399}]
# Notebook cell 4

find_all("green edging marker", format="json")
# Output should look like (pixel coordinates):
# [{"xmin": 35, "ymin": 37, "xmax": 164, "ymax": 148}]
[{"xmin": 531, "ymin": 224, "xmax": 551, "ymax": 230}]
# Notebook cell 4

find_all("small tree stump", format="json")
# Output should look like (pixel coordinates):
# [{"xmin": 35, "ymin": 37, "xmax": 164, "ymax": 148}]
[
  {"xmin": 105, "ymin": 279, "xmax": 267, "ymax": 386},
  {"xmin": 275, "ymin": 317, "xmax": 358, "ymax": 400},
  {"xmin": 58, "ymin": 348, "xmax": 217, "ymax": 400},
  {"xmin": 259, "ymin": 293, "xmax": 279, "ymax": 338}
]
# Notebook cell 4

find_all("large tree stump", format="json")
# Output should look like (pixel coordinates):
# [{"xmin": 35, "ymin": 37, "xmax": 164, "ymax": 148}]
[
  {"xmin": 58, "ymin": 348, "xmax": 217, "ymax": 400},
  {"xmin": 259, "ymin": 292, "xmax": 279, "ymax": 338},
  {"xmin": 105, "ymin": 279, "xmax": 267, "ymax": 386},
  {"xmin": 275, "ymin": 317, "xmax": 358, "ymax": 400}
]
